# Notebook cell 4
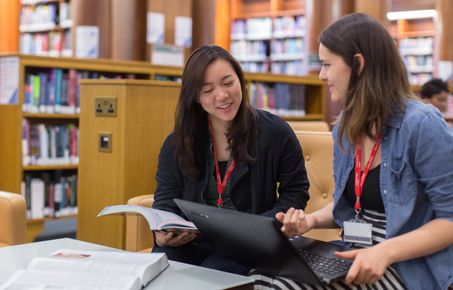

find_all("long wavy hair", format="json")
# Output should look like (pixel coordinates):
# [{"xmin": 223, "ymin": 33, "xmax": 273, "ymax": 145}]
[
  {"xmin": 320, "ymin": 13, "xmax": 413, "ymax": 146},
  {"xmin": 173, "ymin": 45, "xmax": 258, "ymax": 180}
]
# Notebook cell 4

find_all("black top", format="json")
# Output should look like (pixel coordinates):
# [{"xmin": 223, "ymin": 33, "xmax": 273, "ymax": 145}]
[
  {"xmin": 152, "ymin": 109, "xmax": 310, "ymax": 218},
  {"xmin": 344, "ymin": 165, "xmax": 385, "ymax": 213}
]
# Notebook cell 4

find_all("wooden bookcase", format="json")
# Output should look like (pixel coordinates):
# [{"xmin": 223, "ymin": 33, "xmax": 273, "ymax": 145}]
[
  {"xmin": 0, "ymin": 54, "xmax": 174, "ymax": 242},
  {"xmin": 389, "ymin": 17, "xmax": 435, "ymax": 85},
  {"xmin": 229, "ymin": 0, "xmax": 308, "ymax": 75}
]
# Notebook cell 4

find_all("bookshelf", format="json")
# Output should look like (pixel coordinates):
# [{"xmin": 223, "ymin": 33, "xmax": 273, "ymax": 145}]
[
  {"xmin": 389, "ymin": 17, "xmax": 435, "ymax": 85},
  {"xmin": 0, "ymin": 54, "xmax": 164, "ymax": 242},
  {"xmin": 19, "ymin": 0, "xmax": 73, "ymax": 57},
  {"xmin": 246, "ymin": 72, "xmax": 325, "ymax": 120},
  {"xmin": 229, "ymin": 0, "xmax": 308, "ymax": 75}
]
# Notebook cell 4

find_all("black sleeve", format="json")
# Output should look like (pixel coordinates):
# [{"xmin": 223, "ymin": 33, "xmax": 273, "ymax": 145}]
[
  {"xmin": 152, "ymin": 134, "xmax": 183, "ymax": 215},
  {"xmin": 262, "ymin": 120, "xmax": 310, "ymax": 218}
]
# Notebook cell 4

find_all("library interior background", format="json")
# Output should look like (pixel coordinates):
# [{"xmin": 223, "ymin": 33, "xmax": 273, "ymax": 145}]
[{"xmin": 0, "ymin": 0, "xmax": 452, "ymax": 248}]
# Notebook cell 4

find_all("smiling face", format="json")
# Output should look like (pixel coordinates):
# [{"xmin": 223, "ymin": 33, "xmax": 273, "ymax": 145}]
[
  {"xmin": 319, "ymin": 43, "xmax": 352, "ymax": 105},
  {"xmin": 198, "ymin": 59, "xmax": 243, "ymax": 129}
]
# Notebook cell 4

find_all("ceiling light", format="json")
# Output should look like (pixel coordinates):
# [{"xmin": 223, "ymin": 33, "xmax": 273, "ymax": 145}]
[{"xmin": 386, "ymin": 9, "xmax": 437, "ymax": 21}]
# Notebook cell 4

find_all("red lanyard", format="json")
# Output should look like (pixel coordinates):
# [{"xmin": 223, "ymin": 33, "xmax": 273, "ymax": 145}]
[
  {"xmin": 354, "ymin": 134, "xmax": 381, "ymax": 215},
  {"xmin": 208, "ymin": 119, "xmax": 236, "ymax": 207}
]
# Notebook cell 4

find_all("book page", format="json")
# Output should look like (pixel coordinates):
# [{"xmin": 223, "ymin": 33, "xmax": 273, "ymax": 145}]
[
  {"xmin": 27, "ymin": 250, "xmax": 168, "ymax": 287},
  {"xmin": 97, "ymin": 205, "xmax": 197, "ymax": 231},
  {"xmin": 0, "ymin": 269, "xmax": 140, "ymax": 290}
]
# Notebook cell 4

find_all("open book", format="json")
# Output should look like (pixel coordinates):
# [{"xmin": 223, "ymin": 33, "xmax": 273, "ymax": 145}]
[
  {"xmin": 0, "ymin": 249, "xmax": 168, "ymax": 290},
  {"xmin": 97, "ymin": 204, "xmax": 198, "ymax": 232}
]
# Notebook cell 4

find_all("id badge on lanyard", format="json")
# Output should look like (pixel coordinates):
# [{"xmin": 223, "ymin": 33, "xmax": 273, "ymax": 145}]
[{"xmin": 343, "ymin": 134, "xmax": 381, "ymax": 246}]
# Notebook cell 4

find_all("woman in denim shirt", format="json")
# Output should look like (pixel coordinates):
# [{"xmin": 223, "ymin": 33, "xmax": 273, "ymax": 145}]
[{"xmin": 252, "ymin": 13, "xmax": 453, "ymax": 290}]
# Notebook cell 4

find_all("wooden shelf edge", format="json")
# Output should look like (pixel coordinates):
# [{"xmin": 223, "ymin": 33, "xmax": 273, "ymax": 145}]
[
  {"xmin": 283, "ymin": 114, "xmax": 324, "ymax": 121},
  {"xmin": 23, "ymin": 164, "xmax": 78, "ymax": 171},
  {"xmin": 245, "ymin": 72, "xmax": 323, "ymax": 85},
  {"xmin": 27, "ymin": 214, "xmax": 77, "ymax": 225},
  {"xmin": 23, "ymin": 112, "xmax": 79, "ymax": 119},
  {"xmin": 233, "ymin": 9, "xmax": 305, "ymax": 19}
]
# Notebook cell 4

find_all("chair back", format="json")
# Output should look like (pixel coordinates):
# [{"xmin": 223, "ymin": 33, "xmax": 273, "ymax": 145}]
[
  {"xmin": 125, "ymin": 194, "xmax": 154, "ymax": 252},
  {"xmin": 287, "ymin": 121, "xmax": 330, "ymax": 132},
  {"xmin": 294, "ymin": 131, "xmax": 341, "ymax": 241},
  {"xmin": 0, "ymin": 191, "xmax": 26, "ymax": 247}
]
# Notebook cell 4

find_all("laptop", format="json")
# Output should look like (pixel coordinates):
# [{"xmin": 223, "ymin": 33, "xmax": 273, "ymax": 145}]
[{"xmin": 174, "ymin": 198, "xmax": 351, "ymax": 285}]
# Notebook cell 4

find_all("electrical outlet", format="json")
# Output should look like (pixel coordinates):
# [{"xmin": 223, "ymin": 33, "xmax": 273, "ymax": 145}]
[
  {"xmin": 99, "ymin": 132, "xmax": 112, "ymax": 152},
  {"xmin": 95, "ymin": 97, "xmax": 117, "ymax": 117}
]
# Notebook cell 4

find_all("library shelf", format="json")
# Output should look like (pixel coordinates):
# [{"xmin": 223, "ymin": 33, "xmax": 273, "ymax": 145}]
[{"xmin": 229, "ymin": 0, "xmax": 308, "ymax": 76}]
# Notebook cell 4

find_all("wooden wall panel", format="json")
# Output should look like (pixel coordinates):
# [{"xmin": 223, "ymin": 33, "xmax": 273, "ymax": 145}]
[
  {"xmin": 391, "ymin": 0, "xmax": 434, "ymax": 11},
  {"xmin": 328, "ymin": 0, "xmax": 354, "ymax": 24},
  {"xmin": 72, "ymin": 0, "xmax": 112, "ymax": 58},
  {"xmin": 436, "ymin": 0, "xmax": 453, "ymax": 61},
  {"xmin": 0, "ymin": 0, "xmax": 19, "ymax": 52},
  {"xmin": 323, "ymin": 0, "xmax": 355, "ymax": 123},
  {"xmin": 306, "ymin": 0, "xmax": 325, "ymax": 55},
  {"xmin": 192, "ymin": 0, "xmax": 216, "ymax": 49},
  {"xmin": 111, "ymin": 0, "xmax": 147, "ymax": 60},
  {"xmin": 214, "ymin": 0, "xmax": 231, "ymax": 50},
  {"xmin": 355, "ymin": 0, "xmax": 391, "ymax": 26}
]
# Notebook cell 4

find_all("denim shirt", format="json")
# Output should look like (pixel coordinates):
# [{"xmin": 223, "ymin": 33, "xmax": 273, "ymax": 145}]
[{"xmin": 332, "ymin": 100, "xmax": 453, "ymax": 290}]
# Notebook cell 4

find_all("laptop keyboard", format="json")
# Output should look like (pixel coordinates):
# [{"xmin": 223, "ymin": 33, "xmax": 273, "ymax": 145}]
[{"xmin": 299, "ymin": 249, "xmax": 351, "ymax": 276}]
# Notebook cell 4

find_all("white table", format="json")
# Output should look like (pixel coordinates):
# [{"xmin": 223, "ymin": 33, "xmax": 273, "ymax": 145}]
[{"xmin": 0, "ymin": 238, "xmax": 254, "ymax": 290}]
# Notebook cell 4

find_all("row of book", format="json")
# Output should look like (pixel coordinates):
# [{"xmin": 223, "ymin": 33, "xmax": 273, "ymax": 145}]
[
  {"xmin": 240, "ymin": 62, "xmax": 269, "ymax": 73},
  {"xmin": 23, "ymin": 69, "xmax": 141, "ymax": 114},
  {"xmin": 249, "ymin": 82, "xmax": 306, "ymax": 117},
  {"xmin": 403, "ymin": 55, "xmax": 433, "ymax": 72},
  {"xmin": 231, "ymin": 40, "xmax": 267, "ymax": 62},
  {"xmin": 22, "ymin": 173, "xmax": 78, "ymax": 219},
  {"xmin": 20, "ymin": 2, "xmax": 72, "ymax": 29},
  {"xmin": 22, "ymin": 121, "xmax": 79, "ymax": 166},
  {"xmin": 273, "ymin": 16, "xmax": 306, "ymax": 38},
  {"xmin": 20, "ymin": 30, "xmax": 72, "ymax": 57},
  {"xmin": 232, "ymin": 38, "xmax": 305, "ymax": 61},
  {"xmin": 408, "ymin": 73, "xmax": 433, "ymax": 85},
  {"xmin": 271, "ymin": 60, "xmax": 307, "ymax": 76},
  {"xmin": 20, "ymin": 4, "xmax": 58, "ymax": 30},
  {"xmin": 271, "ymin": 38, "xmax": 305, "ymax": 59},
  {"xmin": 231, "ymin": 16, "xmax": 306, "ymax": 40},
  {"xmin": 24, "ymin": 69, "xmax": 80, "ymax": 114},
  {"xmin": 399, "ymin": 37, "xmax": 433, "ymax": 55},
  {"xmin": 237, "ymin": 58, "xmax": 307, "ymax": 75},
  {"xmin": 231, "ymin": 17, "xmax": 273, "ymax": 40}
]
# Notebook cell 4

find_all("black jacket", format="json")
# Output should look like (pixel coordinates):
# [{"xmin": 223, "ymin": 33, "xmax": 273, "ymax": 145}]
[{"xmin": 153, "ymin": 110, "xmax": 310, "ymax": 218}]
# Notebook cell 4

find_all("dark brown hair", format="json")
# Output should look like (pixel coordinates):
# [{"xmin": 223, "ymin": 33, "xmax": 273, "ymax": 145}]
[
  {"xmin": 320, "ymin": 13, "xmax": 413, "ymax": 145},
  {"xmin": 174, "ymin": 45, "xmax": 258, "ymax": 180},
  {"xmin": 420, "ymin": 78, "xmax": 449, "ymax": 99}
]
